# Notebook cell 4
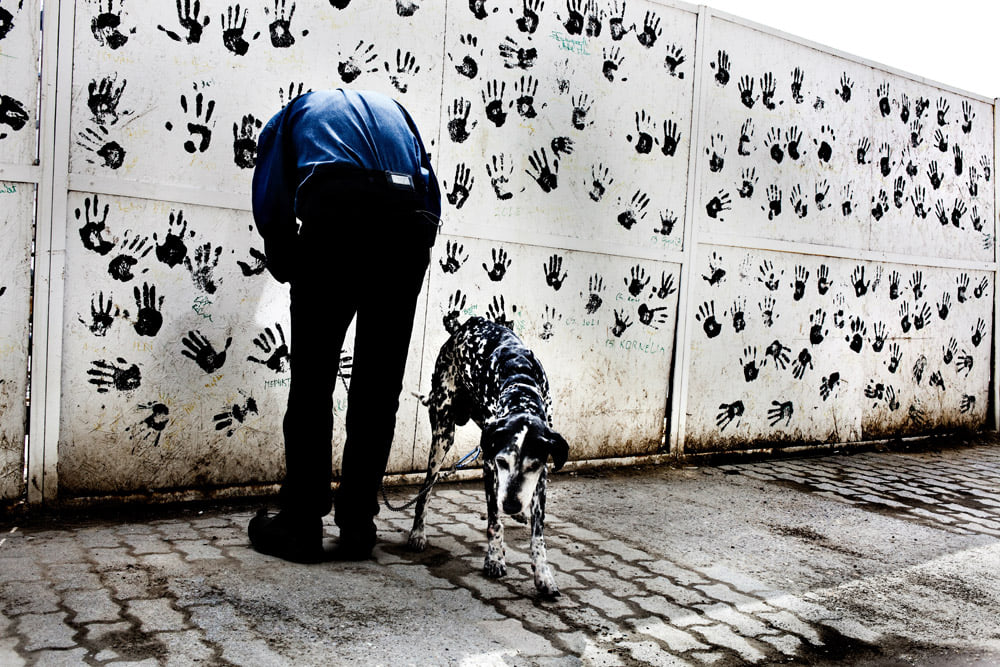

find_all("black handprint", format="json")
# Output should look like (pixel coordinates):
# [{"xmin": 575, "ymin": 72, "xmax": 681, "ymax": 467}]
[
  {"xmin": 870, "ymin": 321, "xmax": 887, "ymax": 353},
  {"xmin": 152, "ymin": 209, "xmax": 194, "ymax": 268},
  {"xmin": 248, "ymin": 324, "xmax": 290, "ymax": 373},
  {"xmin": 737, "ymin": 75, "xmax": 756, "ymax": 109},
  {"xmin": 835, "ymin": 72, "xmax": 852, "ymax": 102},
  {"xmin": 846, "ymin": 316, "xmax": 866, "ymax": 353},
  {"xmin": 814, "ymin": 180, "xmax": 830, "ymax": 211},
  {"xmin": 789, "ymin": 185, "xmax": 808, "ymax": 219},
  {"xmin": 516, "ymin": 0, "xmax": 542, "ymax": 34},
  {"xmin": 444, "ymin": 290, "xmax": 467, "ymax": 333},
  {"xmin": 664, "ymin": 44, "xmax": 685, "ymax": 78},
  {"xmin": 850, "ymin": 265, "xmax": 870, "ymax": 297},
  {"xmin": 758, "ymin": 295, "xmax": 777, "ymax": 327},
  {"xmin": 445, "ymin": 162, "xmax": 474, "ymax": 209},
  {"xmin": 951, "ymin": 199, "xmax": 966, "ymax": 228},
  {"xmin": 767, "ymin": 400, "xmax": 793, "ymax": 427},
  {"xmin": 887, "ymin": 342, "xmax": 902, "ymax": 373},
  {"xmin": 695, "ymin": 301, "xmax": 721, "ymax": 338},
  {"xmin": 164, "ymin": 84, "xmax": 215, "ymax": 154},
  {"xmin": 761, "ymin": 71, "xmax": 777, "ymax": 110},
  {"xmin": 386, "ymin": 49, "xmax": 420, "ymax": 94},
  {"xmin": 132, "ymin": 282, "xmax": 163, "ymax": 337},
  {"xmin": 899, "ymin": 301, "xmax": 911, "ymax": 333},
  {"xmin": 715, "ymin": 400, "xmax": 744, "ymax": 431},
  {"xmin": 221, "ymin": 4, "xmax": 252, "ymax": 55},
  {"xmin": 498, "ymin": 36, "xmax": 537, "ymax": 69},
  {"xmin": 278, "ymin": 81, "xmax": 307, "ymax": 107},
  {"xmin": 792, "ymin": 265, "xmax": 808, "ymax": 301},
  {"xmin": 934, "ymin": 128, "xmax": 948, "ymax": 153},
  {"xmin": 705, "ymin": 189, "xmax": 731, "ymax": 220},
  {"xmin": 158, "ymin": 0, "xmax": 211, "ymax": 44},
  {"xmin": 656, "ymin": 210, "xmax": 677, "ymax": 236},
  {"xmin": 636, "ymin": 10, "xmax": 660, "ymax": 47},
  {"xmin": 584, "ymin": 274, "xmax": 604, "ymax": 314},
  {"xmin": 974, "ymin": 276, "xmax": 990, "ymax": 299},
  {"xmin": 737, "ymin": 118, "xmax": 754, "ymax": 157},
  {"xmin": 90, "ymin": 0, "xmax": 132, "ymax": 49},
  {"xmin": 757, "ymin": 260, "xmax": 781, "ymax": 291},
  {"xmin": 943, "ymin": 336, "xmax": 957, "ymax": 365},
  {"xmin": 702, "ymin": 251, "xmax": 726, "ymax": 286},
  {"xmin": 447, "ymin": 97, "xmax": 476, "ymax": 143},
  {"xmin": 526, "ymin": 148, "xmax": 558, "ymax": 192},
  {"xmin": 785, "ymin": 125, "xmax": 803, "ymax": 160},
  {"xmin": 588, "ymin": 163, "xmax": 613, "ymax": 202},
  {"xmin": 738, "ymin": 167, "xmax": 757, "ymax": 199},
  {"xmin": 108, "ymin": 232, "xmax": 152, "ymax": 281},
  {"xmin": 617, "ymin": 190, "xmax": 649, "ymax": 230},
  {"xmin": 816, "ymin": 264, "xmax": 831, "ymax": 295},
  {"xmin": 819, "ymin": 371, "xmax": 840, "ymax": 401},
  {"xmin": 885, "ymin": 386, "xmax": 900, "ymax": 412},
  {"xmin": 514, "ymin": 75, "xmax": 540, "ymax": 118},
  {"xmin": 545, "ymin": 254, "xmax": 568, "ymax": 290},
  {"xmin": 562, "ymin": 0, "xmax": 583, "ymax": 34},
  {"xmin": 267, "ymin": 0, "xmax": 297, "ymax": 48},
  {"xmin": 813, "ymin": 125, "xmax": 834, "ymax": 163},
  {"xmin": 912, "ymin": 354, "xmax": 927, "ymax": 385},
  {"xmin": 440, "ymin": 240, "xmax": 469, "ymax": 274},
  {"xmin": 765, "ymin": 339, "xmax": 790, "ymax": 370},
  {"xmin": 213, "ymin": 394, "xmax": 259, "ymax": 437},
  {"xmin": 233, "ymin": 114, "xmax": 262, "ymax": 169},
  {"xmin": 927, "ymin": 160, "xmax": 943, "ymax": 190},
  {"xmin": 960, "ymin": 394, "xmax": 976, "ymax": 414},
  {"xmin": 338, "ymin": 40, "xmax": 378, "ymax": 83},
  {"xmin": 892, "ymin": 176, "xmax": 906, "ymax": 209},
  {"xmin": 876, "ymin": 82, "xmax": 891, "ymax": 117},
  {"xmin": 712, "ymin": 49, "xmax": 730, "ymax": 85},
  {"xmin": 740, "ymin": 346, "xmax": 760, "ymax": 383},
  {"xmin": 571, "ymin": 93, "xmax": 593, "ymax": 130},
  {"xmin": 729, "ymin": 297, "xmax": 746, "ymax": 333},
  {"xmin": 483, "ymin": 247, "xmax": 511, "ymax": 282},
  {"xmin": 856, "ymin": 137, "xmax": 870, "ymax": 165},
  {"xmin": 631, "ymin": 110, "xmax": 654, "ymax": 154},
  {"xmin": 237, "ymin": 247, "xmax": 267, "ymax": 277},
  {"xmin": 76, "ymin": 194, "xmax": 115, "ymax": 255},
  {"xmin": 870, "ymin": 190, "xmax": 888, "ymax": 221},
  {"xmin": 842, "ymin": 183, "xmax": 854, "ymax": 216},
  {"xmin": 809, "ymin": 309, "xmax": 827, "ymax": 345},
  {"xmin": 661, "ymin": 120, "xmax": 681, "ymax": 157},
  {"xmin": 182, "ymin": 330, "xmax": 231, "ymax": 373},
  {"xmin": 184, "ymin": 242, "xmax": 223, "ymax": 294},
  {"xmin": 601, "ymin": 46, "xmax": 624, "ymax": 82},
  {"xmin": 972, "ymin": 318, "xmax": 985, "ymax": 347},
  {"xmin": 584, "ymin": 0, "xmax": 603, "ymax": 36},
  {"xmin": 611, "ymin": 309, "xmax": 632, "ymax": 337},
  {"xmin": 654, "ymin": 271, "xmax": 676, "ymax": 299},
  {"xmin": 87, "ymin": 75, "xmax": 129, "ymax": 125},
  {"xmin": 550, "ymin": 136, "xmax": 574, "ymax": 157},
  {"xmin": 80, "ymin": 291, "xmax": 120, "ymax": 336},
  {"xmin": 485, "ymin": 153, "xmax": 514, "ymax": 200},
  {"xmin": 76, "ymin": 126, "xmax": 126, "ymax": 169},
  {"xmin": 637, "ymin": 302, "xmax": 668, "ymax": 328},
  {"xmin": 764, "ymin": 184, "xmax": 782, "ymax": 220},
  {"xmin": 956, "ymin": 349, "xmax": 974, "ymax": 377},
  {"xmin": 624, "ymin": 264, "xmax": 648, "ymax": 297},
  {"xmin": 791, "ymin": 348, "xmax": 812, "ymax": 380},
  {"xmin": 864, "ymin": 381, "xmax": 884, "ymax": 403},
  {"xmin": 765, "ymin": 127, "xmax": 784, "ymax": 164},
  {"xmin": 706, "ymin": 133, "xmax": 726, "ymax": 173},
  {"xmin": 909, "ymin": 186, "xmax": 928, "ymax": 219},
  {"xmin": 88, "ymin": 357, "xmax": 141, "ymax": 394}
]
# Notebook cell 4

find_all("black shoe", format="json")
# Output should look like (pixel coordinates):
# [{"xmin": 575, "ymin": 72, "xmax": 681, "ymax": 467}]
[
  {"xmin": 328, "ymin": 526, "xmax": 376, "ymax": 561},
  {"xmin": 248, "ymin": 508, "xmax": 324, "ymax": 563}
]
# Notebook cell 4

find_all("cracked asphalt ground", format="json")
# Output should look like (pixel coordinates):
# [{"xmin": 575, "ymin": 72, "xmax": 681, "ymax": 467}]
[{"xmin": 1, "ymin": 435, "xmax": 999, "ymax": 665}]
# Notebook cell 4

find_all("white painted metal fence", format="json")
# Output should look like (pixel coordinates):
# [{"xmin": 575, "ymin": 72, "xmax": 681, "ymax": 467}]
[{"xmin": 4, "ymin": 0, "xmax": 996, "ymax": 505}]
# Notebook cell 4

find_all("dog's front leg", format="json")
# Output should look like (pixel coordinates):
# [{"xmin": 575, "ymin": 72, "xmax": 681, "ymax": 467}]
[
  {"xmin": 530, "ymin": 468, "xmax": 559, "ymax": 597},
  {"xmin": 482, "ymin": 462, "xmax": 507, "ymax": 579}
]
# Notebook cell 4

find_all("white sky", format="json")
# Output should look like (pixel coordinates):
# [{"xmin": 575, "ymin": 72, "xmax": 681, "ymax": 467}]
[{"xmin": 700, "ymin": 0, "xmax": 999, "ymax": 100}]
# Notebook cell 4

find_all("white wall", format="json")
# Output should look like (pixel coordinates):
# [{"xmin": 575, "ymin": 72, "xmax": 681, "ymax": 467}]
[
  {"xmin": 18, "ymin": 1, "xmax": 999, "ymax": 501},
  {"xmin": 0, "ymin": 0, "xmax": 40, "ymax": 502}
]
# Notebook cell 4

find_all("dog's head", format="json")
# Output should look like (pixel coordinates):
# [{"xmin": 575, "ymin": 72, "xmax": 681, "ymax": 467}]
[{"xmin": 480, "ymin": 414, "xmax": 569, "ymax": 516}]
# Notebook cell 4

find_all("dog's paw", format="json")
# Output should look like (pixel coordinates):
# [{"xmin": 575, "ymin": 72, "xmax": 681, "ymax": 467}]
[
  {"xmin": 534, "ymin": 564, "xmax": 560, "ymax": 598},
  {"xmin": 407, "ymin": 531, "xmax": 428, "ymax": 552},
  {"xmin": 483, "ymin": 558, "xmax": 507, "ymax": 579}
]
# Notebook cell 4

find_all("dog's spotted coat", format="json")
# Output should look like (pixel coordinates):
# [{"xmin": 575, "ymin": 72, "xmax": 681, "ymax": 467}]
[{"xmin": 408, "ymin": 316, "xmax": 569, "ymax": 597}]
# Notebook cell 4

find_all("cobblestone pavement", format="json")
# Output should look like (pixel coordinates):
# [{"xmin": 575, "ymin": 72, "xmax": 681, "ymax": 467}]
[{"xmin": 1, "ymin": 437, "xmax": 999, "ymax": 665}]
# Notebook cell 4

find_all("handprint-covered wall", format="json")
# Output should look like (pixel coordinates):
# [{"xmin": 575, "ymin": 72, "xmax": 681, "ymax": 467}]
[
  {"xmin": 697, "ymin": 18, "xmax": 994, "ymax": 263},
  {"xmin": 0, "ymin": 0, "xmax": 39, "ymax": 502},
  {"xmin": 685, "ymin": 245, "xmax": 993, "ymax": 451},
  {"xmin": 36, "ymin": 0, "xmax": 999, "ymax": 498},
  {"xmin": 0, "ymin": 185, "xmax": 33, "ymax": 501}
]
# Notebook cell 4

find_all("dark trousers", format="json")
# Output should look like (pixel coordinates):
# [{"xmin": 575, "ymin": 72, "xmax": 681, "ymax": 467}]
[{"xmin": 280, "ymin": 198, "xmax": 432, "ymax": 538}]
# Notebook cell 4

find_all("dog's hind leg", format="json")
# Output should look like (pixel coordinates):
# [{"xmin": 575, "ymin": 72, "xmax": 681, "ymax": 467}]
[
  {"xmin": 529, "ymin": 468, "xmax": 559, "ymax": 597},
  {"xmin": 482, "ymin": 461, "xmax": 507, "ymax": 579},
  {"xmin": 407, "ymin": 406, "xmax": 455, "ymax": 552}
]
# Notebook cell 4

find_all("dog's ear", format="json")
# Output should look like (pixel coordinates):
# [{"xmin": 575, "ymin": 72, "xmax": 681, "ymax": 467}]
[
  {"xmin": 479, "ymin": 420, "xmax": 509, "ymax": 461},
  {"xmin": 544, "ymin": 429, "xmax": 570, "ymax": 472}
]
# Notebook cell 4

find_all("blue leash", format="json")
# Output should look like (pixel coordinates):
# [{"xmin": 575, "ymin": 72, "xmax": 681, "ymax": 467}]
[{"xmin": 381, "ymin": 445, "xmax": 482, "ymax": 511}]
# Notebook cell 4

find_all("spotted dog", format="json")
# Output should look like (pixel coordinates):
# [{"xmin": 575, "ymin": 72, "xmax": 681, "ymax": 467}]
[{"xmin": 407, "ymin": 316, "xmax": 569, "ymax": 597}]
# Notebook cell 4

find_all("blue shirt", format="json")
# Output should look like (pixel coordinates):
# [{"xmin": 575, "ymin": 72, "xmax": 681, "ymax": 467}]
[{"xmin": 252, "ymin": 89, "xmax": 440, "ymax": 241}]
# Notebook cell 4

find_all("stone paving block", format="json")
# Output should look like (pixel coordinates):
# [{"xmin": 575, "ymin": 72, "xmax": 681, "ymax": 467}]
[
  {"xmin": 756, "ymin": 609, "xmax": 823, "ymax": 645},
  {"xmin": 0, "ymin": 580, "xmax": 61, "ymax": 616},
  {"xmin": 620, "ymin": 640, "xmax": 693, "ymax": 666},
  {"xmin": 908, "ymin": 507, "xmax": 957, "ymax": 524},
  {"xmin": 15, "ymin": 612, "xmax": 77, "ymax": 652},
  {"xmin": 555, "ymin": 524, "xmax": 606, "ymax": 543},
  {"xmin": 63, "ymin": 588, "xmax": 122, "ymax": 624},
  {"xmin": 151, "ymin": 523, "xmax": 201, "ymax": 541},
  {"xmin": 90, "ymin": 547, "xmax": 138, "ymax": 571},
  {"xmin": 127, "ymin": 599, "xmax": 188, "ymax": 633},
  {"xmin": 495, "ymin": 598, "xmax": 572, "ymax": 632},
  {"xmin": 544, "ymin": 547, "xmax": 593, "ymax": 573},
  {"xmin": 601, "ymin": 539, "xmax": 651, "ymax": 562},
  {"xmin": 631, "ymin": 595, "xmax": 706, "ymax": 627},
  {"xmin": 759, "ymin": 633, "xmax": 803, "ymax": 657},
  {"xmin": 0, "ymin": 556, "xmax": 42, "ymax": 583},
  {"xmin": 695, "ymin": 583, "xmax": 763, "ymax": 609},
  {"xmin": 556, "ymin": 631, "xmax": 626, "ymax": 665},
  {"xmin": 631, "ymin": 618, "xmax": 710, "ymax": 652},
  {"xmin": 0, "ymin": 637, "xmax": 24, "ymax": 666},
  {"xmin": 139, "ymin": 552, "xmax": 187, "ymax": 575},
  {"xmin": 158, "ymin": 629, "xmax": 217, "ymax": 666},
  {"xmin": 47, "ymin": 563, "xmax": 102, "ymax": 592},
  {"xmin": 74, "ymin": 528, "xmax": 122, "ymax": 549},
  {"xmin": 190, "ymin": 517, "xmax": 229, "ymax": 529},
  {"xmin": 572, "ymin": 587, "xmax": 633, "ymax": 619},
  {"xmin": 689, "ymin": 650, "xmax": 726, "ymax": 664},
  {"xmin": 103, "ymin": 567, "xmax": 155, "ymax": 600},
  {"xmin": 587, "ymin": 553, "xmax": 649, "ymax": 580},
  {"xmin": 697, "ymin": 603, "xmax": 774, "ymax": 637},
  {"xmin": 480, "ymin": 618, "xmax": 563, "ymax": 658},
  {"xmin": 856, "ymin": 494, "xmax": 911, "ymax": 509},
  {"xmin": 764, "ymin": 595, "xmax": 836, "ymax": 622},
  {"xmin": 642, "ymin": 561, "xmax": 708, "ymax": 587},
  {"xmin": 577, "ymin": 569, "xmax": 643, "ymax": 598},
  {"xmin": 121, "ymin": 534, "xmax": 173, "ymax": 555},
  {"xmin": 24, "ymin": 648, "xmax": 89, "ymax": 665},
  {"xmin": 698, "ymin": 565, "xmax": 771, "ymax": 595},
  {"xmin": 689, "ymin": 623, "xmax": 768, "ymax": 663},
  {"xmin": 958, "ymin": 523, "xmax": 1000, "ymax": 536},
  {"xmin": 173, "ymin": 540, "xmax": 224, "ymax": 561}
]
